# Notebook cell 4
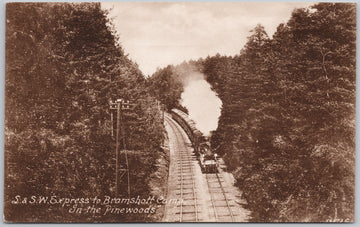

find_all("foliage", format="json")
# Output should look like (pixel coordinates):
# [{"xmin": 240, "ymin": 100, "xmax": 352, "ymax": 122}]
[
  {"xmin": 148, "ymin": 65, "xmax": 184, "ymax": 111},
  {"xmin": 5, "ymin": 3, "xmax": 164, "ymax": 222},
  {"xmin": 201, "ymin": 3, "xmax": 355, "ymax": 222}
]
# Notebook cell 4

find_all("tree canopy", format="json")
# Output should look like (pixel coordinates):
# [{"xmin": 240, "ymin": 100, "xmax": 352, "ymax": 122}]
[
  {"xmin": 202, "ymin": 3, "xmax": 355, "ymax": 222},
  {"xmin": 5, "ymin": 3, "xmax": 165, "ymax": 222},
  {"xmin": 149, "ymin": 2, "xmax": 356, "ymax": 222}
]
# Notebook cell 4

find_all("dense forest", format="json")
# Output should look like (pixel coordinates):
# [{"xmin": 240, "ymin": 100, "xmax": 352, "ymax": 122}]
[
  {"xmin": 151, "ymin": 3, "xmax": 355, "ymax": 222},
  {"xmin": 4, "ymin": 2, "xmax": 356, "ymax": 223},
  {"xmin": 5, "ymin": 3, "xmax": 166, "ymax": 222},
  {"xmin": 148, "ymin": 60, "xmax": 204, "ymax": 112}
]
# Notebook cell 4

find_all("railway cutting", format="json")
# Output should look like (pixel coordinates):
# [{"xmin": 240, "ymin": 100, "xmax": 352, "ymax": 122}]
[{"xmin": 163, "ymin": 109, "xmax": 250, "ymax": 222}]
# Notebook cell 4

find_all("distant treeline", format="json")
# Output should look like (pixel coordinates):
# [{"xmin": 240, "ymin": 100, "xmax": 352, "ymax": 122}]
[
  {"xmin": 151, "ymin": 3, "xmax": 356, "ymax": 222},
  {"xmin": 5, "ymin": 3, "xmax": 165, "ymax": 222}
]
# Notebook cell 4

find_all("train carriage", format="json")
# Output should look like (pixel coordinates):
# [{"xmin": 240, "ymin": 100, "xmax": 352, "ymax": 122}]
[{"xmin": 170, "ymin": 109, "xmax": 218, "ymax": 173}]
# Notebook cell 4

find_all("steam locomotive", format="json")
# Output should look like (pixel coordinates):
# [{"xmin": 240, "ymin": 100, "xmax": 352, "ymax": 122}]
[{"xmin": 170, "ymin": 109, "xmax": 218, "ymax": 173}]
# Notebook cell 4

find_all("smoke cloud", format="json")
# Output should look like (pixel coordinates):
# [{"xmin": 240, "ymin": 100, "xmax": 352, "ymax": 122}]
[{"xmin": 180, "ymin": 73, "xmax": 222, "ymax": 136}]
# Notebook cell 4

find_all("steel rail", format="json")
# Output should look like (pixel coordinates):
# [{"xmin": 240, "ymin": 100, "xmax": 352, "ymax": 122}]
[
  {"xmin": 167, "ymin": 113, "xmax": 237, "ymax": 222},
  {"xmin": 165, "ymin": 117, "xmax": 183, "ymax": 222},
  {"xmin": 205, "ymin": 173, "xmax": 219, "ymax": 221},
  {"xmin": 205, "ymin": 171, "xmax": 235, "ymax": 222},
  {"xmin": 188, "ymin": 155, "xmax": 198, "ymax": 222},
  {"xmin": 215, "ymin": 172, "xmax": 235, "ymax": 221},
  {"xmin": 165, "ymin": 116, "xmax": 199, "ymax": 222}
]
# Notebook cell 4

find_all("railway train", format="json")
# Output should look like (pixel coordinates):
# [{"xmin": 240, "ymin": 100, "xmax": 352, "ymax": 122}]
[{"xmin": 170, "ymin": 108, "xmax": 218, "ymax": 173}]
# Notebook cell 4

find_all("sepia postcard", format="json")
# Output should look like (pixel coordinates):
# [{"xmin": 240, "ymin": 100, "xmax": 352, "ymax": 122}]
[{"xmin": 4, "ymin": 1, "xmax": 356, "ymax": 223}]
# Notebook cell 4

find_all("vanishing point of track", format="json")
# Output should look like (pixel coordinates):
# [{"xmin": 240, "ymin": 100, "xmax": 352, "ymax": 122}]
[{"xmin": 164, "ymin": 115, "xmax": 242, "ymax": 222}]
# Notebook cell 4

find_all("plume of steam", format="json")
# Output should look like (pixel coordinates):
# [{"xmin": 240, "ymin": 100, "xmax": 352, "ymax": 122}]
[{"xmin": 180, "ymin": 72, "xmax": 222, "ymax": 136}]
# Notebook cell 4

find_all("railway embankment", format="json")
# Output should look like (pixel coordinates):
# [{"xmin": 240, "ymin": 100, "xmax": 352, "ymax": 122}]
[{"xmin": 148, "ymin": 127, "xmax": 170, "ymax": 221}]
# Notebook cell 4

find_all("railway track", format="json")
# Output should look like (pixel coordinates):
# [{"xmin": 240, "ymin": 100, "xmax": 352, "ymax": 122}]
[
  {"xmin": 164, "ymin": 114, "xmax": 248, "ymax": 222},
  {"xmin": 165, "ymin": 116, "xmax": 199, "ymax": 222},
  {"xmin": 206, "ymin": 172, "xmax": 236, "ymax": 222}
]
